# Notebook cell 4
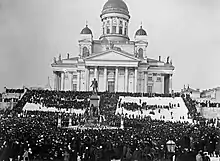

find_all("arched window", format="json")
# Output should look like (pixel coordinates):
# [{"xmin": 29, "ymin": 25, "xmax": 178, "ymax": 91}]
[
  {"xmin": 138, "ymin": 48, "xmax": 144, "ymax": 58},
  {"xmin": 82, "ymin": 47, "xmax": 89, "ymax": 57}
]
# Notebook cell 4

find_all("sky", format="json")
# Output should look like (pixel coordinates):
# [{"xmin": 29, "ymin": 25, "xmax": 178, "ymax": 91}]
[{"xmin": 0, "ymin": 0, "xmax": 220, "ymax": 92}]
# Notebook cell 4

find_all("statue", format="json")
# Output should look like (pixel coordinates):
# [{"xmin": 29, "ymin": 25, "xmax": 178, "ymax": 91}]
[
  {"xmin": 167, "ymin": 56, "xmax": 170, "ymax": 64},
  {"xmin": 59, "ymin": 54, "xmax": 61, "ymax": 61},
  {"xmin": 54, "ymin": 57, "xmax": 56, "ymax": 63},
  {"xmin": 110, "ymin": 41, "xmax": 114, "ymax": 49},
  {"xmin": 90, "ymin": 78, "xmax": 98, "ymax": 94}
]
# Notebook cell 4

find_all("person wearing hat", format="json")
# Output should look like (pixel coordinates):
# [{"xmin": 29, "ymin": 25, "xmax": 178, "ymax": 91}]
[
  {"xmin": 203, "ymin": 152, "xmax": 210, "ymax": 161},
  {"xmin": 196, "ymin": 150, "xmax": 203, "ymax": 161}
]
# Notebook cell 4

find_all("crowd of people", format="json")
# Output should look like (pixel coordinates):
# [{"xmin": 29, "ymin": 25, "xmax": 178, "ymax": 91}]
[
  {"xmin": 4, "ymin": 88, "xmax": 25, "ymax": 94},
  {"xmin": 198, "ymin": 101, "xmax": 220, "ymax": 108},
  {"xmin": 120, "ymin": 102, "xmax": 179, "ymax": 112},
  {"xmin": 0, "ymin": 89, "xmax": 219, "ymax": 161}
]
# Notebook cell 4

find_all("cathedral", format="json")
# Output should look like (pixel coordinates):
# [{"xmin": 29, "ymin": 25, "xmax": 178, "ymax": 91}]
[{"xmin": 51, "ymin": 0, "xmax": 174, "ymax": 94}]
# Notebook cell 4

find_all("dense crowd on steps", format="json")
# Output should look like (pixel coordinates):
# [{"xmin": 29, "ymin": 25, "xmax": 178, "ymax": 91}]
[{"xmin": 0, "ymin": 89, "xmax": 219, "ymax": 161}]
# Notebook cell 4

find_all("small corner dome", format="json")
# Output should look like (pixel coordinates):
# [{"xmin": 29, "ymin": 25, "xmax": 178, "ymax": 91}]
[
  {"xmin": 135, "ymin": 26, "xmax": 147, "ymax": 36},
  {"xmin": 80, "ymin": 25, "xmax": 92, "ymax": 35}
]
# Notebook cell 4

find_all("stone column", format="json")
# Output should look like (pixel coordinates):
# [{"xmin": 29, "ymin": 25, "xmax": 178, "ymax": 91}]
[
  {"xmin": 134, "ymin": 68, "xmax": 138, "ymax": 93},
  {"xmin": 53, "ymin": 72, "xmax": 58, "ymax": 90},
  {"xmin": 125, "ymin": 67, "xmax": 128, "ymax": 92},
  {"xmin": 77, "ymin": 71, "xmax": 80, "ymax": 91},
  {"xmin": 85, "ymin": 67, "xmax": 89, "ymax": 91},
  {"xmin": 110, "ymin": 19, "xmax": 112, "ymax": 33},
  {"xmin": 61, "ymin": 72, "xmax": 65, "ymax": 91},
  {"xmin": 116, "ymin": 18, "xmax": 119, "ymax": 33},
  {"xmin": 104, "ymin": 67, "xmax": 107, "ymax": 91},
  {"xmin": 94, "ymin": 66, "xmax": 98, "ymax": 80},
  {"xmin": 115, "ymin": 67, "xmax": 118, "ymax": 92},
  {"xmin": 161, "ymin": 74, "xmax": 164, "ymax": 94},
  {"xmin": 169, "ymin": 74, "xmax": 172, "ymax": 93},
  {"xmin": 122, "ymin": 20, "xmax": 125, "ymax": 35},
  {"xmin": 144, "ymin": 72, "xmax": 148, "ymax": 93},
  {"xmin": 69, "ymin": 73, "xmax": 73, "ymax": 91}
]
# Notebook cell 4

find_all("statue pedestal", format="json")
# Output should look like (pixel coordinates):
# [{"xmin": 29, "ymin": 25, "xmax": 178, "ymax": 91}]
[
  {"xmin": 90, "ymin": 94, "xmax": 100, "ymax": 107},
  {"xmin": 83, "ymin": 94, "xmax": 100, "ymax": 127}
]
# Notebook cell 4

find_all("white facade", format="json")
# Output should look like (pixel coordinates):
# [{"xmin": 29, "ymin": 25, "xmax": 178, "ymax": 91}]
[{"xmin": 51, "ymin": 0, "xmax": 174, "ymax": 93}]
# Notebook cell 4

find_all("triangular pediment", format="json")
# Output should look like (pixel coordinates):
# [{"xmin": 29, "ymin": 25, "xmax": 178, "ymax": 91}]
[{"xmin": 85, "ymin": 50, "xmax": 140, "ymax": 62}]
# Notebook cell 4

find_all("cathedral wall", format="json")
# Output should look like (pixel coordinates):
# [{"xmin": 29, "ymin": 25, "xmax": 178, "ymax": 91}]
[
  {"xmin": 64, "ymin": 73, "xmax": 71, "ymax": 91},
  {"xmin": 128, "ymin": 70, "xmax": 134, "ymax": 93},
  {"xmin": 116, "ymin": 43, "xmax": 135, "ymax": 54},
  {"xmin": 93, "ymin": 43, "xmax": 103, "ymax": 53},
  {"xmin": 89, "ymin": 69, "xmax": 95, "ymax": 92},
  {"xmin": 80, "ymin": 71, "xmax": 86, "ymax": 91},
  {"xmin": 137, "ymin": 72, "xmax": 145, "ymax": 93},
  {"xmin": 118, "ymin": 68, "xmax": 125, "ymax": 92},
  {"xmin": 152, "ymin": 74, "xmax": 163, "ymax": 94},
  {"xmin": 98, "ymin": 69, "xmax": 105, "ymax": 92}
]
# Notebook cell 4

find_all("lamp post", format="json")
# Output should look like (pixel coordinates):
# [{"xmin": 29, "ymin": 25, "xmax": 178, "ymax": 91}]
[
  {"xmin": 166, "ymin": 140, "xmax": 176, "ymax": 161},
  {"xmin": 120, "ymin": 107, "xmax": 124, "ymax": 129},
  {"xmin": 57, "ymin": 112, "xmax": 62, "ymax": 127},
  {"xmin": 69, "ymin": 113, "xmax": 72, "ymax": 127}
]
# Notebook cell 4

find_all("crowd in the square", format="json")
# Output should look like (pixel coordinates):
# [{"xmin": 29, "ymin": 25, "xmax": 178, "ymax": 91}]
[
  {"xmin": 0, "ymin": 89, "xmax": 219, "ymax": 161},
  {"xmin": 198, "ymin": 101, "xmax": 220, "ymax": 108}
]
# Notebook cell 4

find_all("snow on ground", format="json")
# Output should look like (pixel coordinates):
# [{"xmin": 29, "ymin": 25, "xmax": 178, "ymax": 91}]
[
  {"xmin": 116, "ymin": 96, "xmax": 192, "ymax": 123},
  {"xmin": 197, "ymin": 106, "xmax": 220, "ymax": 119},
  {"xmin": 23, "ymin": 103, "xmax": 85, "ymax": 114}
]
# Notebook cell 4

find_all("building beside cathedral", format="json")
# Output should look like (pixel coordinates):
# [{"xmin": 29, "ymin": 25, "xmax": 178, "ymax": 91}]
[{"xmin": 51, "ymin": 0, "xmax": 174, "ymax": 93}]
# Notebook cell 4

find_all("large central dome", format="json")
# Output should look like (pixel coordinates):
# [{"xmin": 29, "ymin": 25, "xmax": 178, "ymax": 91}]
[{"xmin": 102, "ymin": 0, "xmax": 129, "ymax": 16}]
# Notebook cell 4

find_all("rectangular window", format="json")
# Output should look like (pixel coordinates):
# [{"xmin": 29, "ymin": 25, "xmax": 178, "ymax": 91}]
[
  {"xmin": 103, "ymin": 28, "xmax": 105, "ymax": 34},
  {"xmin": 89, "ymin": 69, "xmax": 94, "ymax": 75},
  {"xmin": 119, "ymin": 20, "xmax": 123, "ymax": 26},
  {"xmin": 112, "ymin": 26, "xmax": 116, "ymax": 34},
  {"xmin": 119, "ymin": 26, "xmax": 123, "ymax": 34},
  {"xmin": 73, "ymin": 84, "xmax": 77, "ymax": 91},
  {"xmin": 107, "ymin": 26, "xmax": 110, "ymax": 34},
  {"xmin": 124, "ymin": 28, "xmax": 127, "ymax": 35},
  {"xmin": 73, "ymin": 75, "xmax": 77, "ymax": 80},
  {"xmin": 119, "ymin": 69, "xmax": 125, "ymax": 76},
  {"xmin": 147, "ymin": 86, "xmax": 153, "ymax": 93},
  {"xmin": 156, "ymin": 77, "xmax": 161, "ymax": 82},
  {"xmin": 148, "ymin": 77, "xmax": 153, "ymax": 81},
  {"xmin": 99, "ymin": 69, "xmax": 104, "ymax": 76}
]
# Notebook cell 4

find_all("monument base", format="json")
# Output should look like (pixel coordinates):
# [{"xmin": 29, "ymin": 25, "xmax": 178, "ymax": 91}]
[{"xmin": 90, "ymin": 94, "xmax": 100, "ymax": 107}]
